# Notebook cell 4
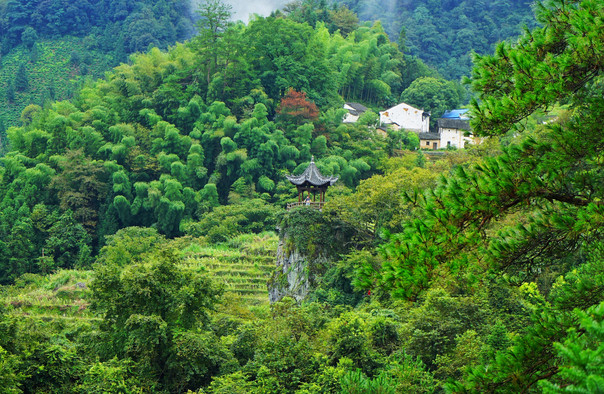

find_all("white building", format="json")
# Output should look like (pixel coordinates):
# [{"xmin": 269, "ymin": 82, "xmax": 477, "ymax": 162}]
[
  {"xmin": 379, "ymin": 102, "xmax": 430, "ymax": 133},
  {"xmin": 438, "ymin": 109, "xmax": 476, "ymax": 148},
  {"xmin": 342, "ymin": 102, "xmax": 368, "ymax": 123}
]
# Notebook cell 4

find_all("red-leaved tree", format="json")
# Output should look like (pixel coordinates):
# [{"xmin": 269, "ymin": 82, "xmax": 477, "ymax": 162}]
[{"xmin": 276, "ymin": 88, "xmax": 319, "ymax": 125}]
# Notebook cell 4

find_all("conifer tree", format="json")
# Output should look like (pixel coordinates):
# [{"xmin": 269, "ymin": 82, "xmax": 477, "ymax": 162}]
[
  {"xmin": 14, "ymin": 63, "xmax": 28, "ymax": 92},
  {"xmin": 367, "ymin": 0, "xmax": 603, "ymax": 301},
  {"xmin": 195, "ymin": 0, "xmax": 232, "ymax": 84},
  {"xmin": 5, "ymin": 81, "xmax": 15, "ymax": 102},
  {"xmin": 358, "ymin": 0, "xmax": 603, "ymax": 390}
]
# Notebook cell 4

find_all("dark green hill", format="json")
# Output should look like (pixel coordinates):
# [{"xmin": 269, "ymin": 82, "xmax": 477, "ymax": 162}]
[
  {"xmin": 0, "ymin": 37, "xmax": 114, "ymax": 125},
  {"xmin": 0, "ymin": 0, "xmax": 196, "ymax": 150},
  {"xmin": 334, "ymin": 0, "xmax": 537, "ymax": 79}
]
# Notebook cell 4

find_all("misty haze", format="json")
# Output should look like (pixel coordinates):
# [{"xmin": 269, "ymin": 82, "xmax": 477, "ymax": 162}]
[{"xmin": 192, "ymin": 0, "xmax": 291, "ymax": 21}]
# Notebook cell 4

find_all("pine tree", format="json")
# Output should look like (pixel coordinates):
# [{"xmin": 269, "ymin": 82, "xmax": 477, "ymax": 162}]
[
  {"xmin": 360, "ymin": 0, "xmax": 603, "ymax": 390},
  {"xmin": 14, "ymin": 63, "xmax": 28, "ymax": 92},
  {"xmin": 5, "ymin": 81, "xmax": 15, "ymax": 102},
  {"xmin": 194, "ymin": 0, "xmax": 233, "ymax": 84},
  {"xmin": 366, "ymin": 0, "xmax": 603, "ymax": 301}
]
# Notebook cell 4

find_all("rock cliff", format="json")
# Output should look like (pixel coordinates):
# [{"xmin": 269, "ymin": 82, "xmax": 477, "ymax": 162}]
[{"xmin": 267, "ymin": 207, "xmax": 356, "ymax": 303}]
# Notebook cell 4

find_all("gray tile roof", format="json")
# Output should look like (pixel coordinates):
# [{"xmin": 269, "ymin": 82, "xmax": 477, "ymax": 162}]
[
  {"xmin": 345, "ymin": 102, "xmax": 368, "ymax": 116},
  {"xmin": 286, "ymin": 157, "xmax": 338, "ymax": 186},
  {"xmin": 418, "ymin": 132, "xmax": 440, "ymax": 140},
  {"xmin": 438, "ymin": 118, "xmax": 470, "ymax": 130}
]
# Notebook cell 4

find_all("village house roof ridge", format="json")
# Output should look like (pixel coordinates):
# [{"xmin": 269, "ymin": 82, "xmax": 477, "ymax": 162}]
[
  {"xmin": 438, "ymin": 117, "xmax": 470, "ymax": 130},
  {"xmin": 382, "ymin": 101, "xmax": 429, "ymax": 111},
  {"xmin": 418, "ymin": 132, "xmax": 440, "ymax": 139},
  {"xmin": 345, "ymin": 102, "xmax": 368, "ymax": 113}
]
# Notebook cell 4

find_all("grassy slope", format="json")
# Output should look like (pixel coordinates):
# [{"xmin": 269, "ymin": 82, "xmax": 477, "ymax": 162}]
[
  {"xmin": 182, "ymin": 233, "xmax": 278, "ymax": 305},
  {"xmin": 1, "ymin": 232, "xmax": 278, "ymax": 325},
  {"xmin": 0, "ymin": 269, "xmax": 97, "ymax": 323}
]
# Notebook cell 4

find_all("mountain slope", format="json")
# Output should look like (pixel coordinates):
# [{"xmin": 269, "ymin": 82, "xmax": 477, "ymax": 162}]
[{"xmin": 336, "ymin": 0, "xmax": 537, "ymax": 79}]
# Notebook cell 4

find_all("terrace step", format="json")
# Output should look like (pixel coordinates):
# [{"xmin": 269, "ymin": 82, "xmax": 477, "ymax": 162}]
[
  {"xmin": 218, "ymin": 278, "xmax": 268, "ymax": 285},
  {"xmin": 198, "ymin": 263, "xmax": 274, "ymax": 271},
  {"xmin": 180, "ymin": 240, "xmax": 277, "ymax": 305}
]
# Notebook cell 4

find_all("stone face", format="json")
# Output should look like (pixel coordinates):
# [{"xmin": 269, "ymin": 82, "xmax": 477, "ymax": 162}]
[
  {"xmin": 268, "ymin": 208, "xmax": 355, "ymax": 304},
  {"xmin": 268, "ymin": 235, "xmax": 327, "ymax": 303}
]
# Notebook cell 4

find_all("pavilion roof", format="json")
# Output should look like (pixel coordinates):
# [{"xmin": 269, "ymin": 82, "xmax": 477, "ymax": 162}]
[{"xmin": 286, "ymin": 157, "xmax": 338, "ymax": 187}]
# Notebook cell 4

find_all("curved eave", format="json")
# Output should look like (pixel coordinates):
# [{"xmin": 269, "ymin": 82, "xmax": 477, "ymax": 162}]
[
  {"xmin": 286, "ymin": 177, "xmax": 338, "ymax": 187},
  {"xmin": 286, "ymin": 157, "xmax": 338, "ymax": 187}
]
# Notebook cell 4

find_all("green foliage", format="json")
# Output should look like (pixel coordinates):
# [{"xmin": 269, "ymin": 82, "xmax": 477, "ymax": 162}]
[
  {"xmin": 378, "ymin": 353, "xmax": 435, "ymax": 393},
  {"xmin": 540, "ymin": 302, "xmax": 604, "ymax": 393},
  {"xmin": 2, "ymin": 3, "xmax": 599, "ymax": 393},
  {"xmin": 0, "ymin": 0, "xmax": 195, "ymax": 128},
  {"xmin": 0, "ymin": 346, "xmax": 21, "ymax": 394},
  {"xmin": 325, "ymin": 156, "xmax": 442, "ymax": 244},
  {"xmin": 340, "ymin": 369, "xmax": 396, "ymax": 394},
  {"xmin": 400, "ymin": 77, "xmax": 464, "ymax": 123},
  {"xmin": 339, "ymin": 0, "xmax": 537, "ymax": 79},
  {"xmin": 357, "ymin": 109, "xmax": 379, "ymax": 126},
  {"xmin": 194, "ymin": 0, "xmax": 234, "ymax": 86},
  {"xmin": 18, "ymin": 340, "xmax": 82, "ymax": 392},
  {"xmin": 14, "ymin": 63, "xmax": 28, "ymax": 92},
  {"xmin": 92, "ymin": 249, "xmax": 221, "ymax": 332},
  {"xmin": 91, "ymin": 248, "xmax": 223, "ymax": 391},
  {"xmin": 20, "ymin": 27, "xmax": 38, "ymax": 50},
  {"xmin": 280, "ymin": 207, "xmax": 356, "ymax": 259},
  {"xmin": 327, "ymin": 311, "xmax": 381, "ymax": 374},
  {"xmin": 182, "ymin": 199, "xmax": 282, "ymax": 243},
  {"xmin": 207, "ymin": 370, "xmax": 256, "ymax": 393},
  {"xmin": 399, "ymin": 288, "xmax": 488, "ymax": 370},
  {"xmin": 371, "ymin": 65, "xmax": 602, "ymax": 301},
  {"xmin": 77, "ymin": 358, "xmax": 145, "ymax": 393},
  {"xmin": 0, "ymin": 6, "xmax": 427, "ymax": 283},
  {"xmin": 97, "ymin": 226, "xmax": 166, "ymax": 266}
]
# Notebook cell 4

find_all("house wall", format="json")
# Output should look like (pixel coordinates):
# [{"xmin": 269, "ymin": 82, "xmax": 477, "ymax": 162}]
[
  {"xmin": 343, "ymin": 104, "xmax": 358, "ymax": 123},
  {"xmin": 343, "ymin": 113, "xmax": 359, "ymax": 123},
  {"xmin": 421, "ymin": 139, "xmax": 440, "ymax": 149},
  {"xmin": 380, "ymin": 103, "xmax": 429, "ymax": 133},
  {"xmin": 440, "ymin": 128, "xmax": 474, "ymax": 148}
]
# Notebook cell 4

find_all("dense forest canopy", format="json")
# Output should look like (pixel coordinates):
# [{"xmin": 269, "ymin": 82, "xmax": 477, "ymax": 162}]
[
  {"xmin": 0, "ymin": 0, "xmax": 194, "ymax": 54},
  {"xmin": 1, "ymin": 0, "xmax": 525, "ymax": 142},
  {"xmin": 0, "ymin": 0, "xmax": 198, "ymax": 147},
  {"xmin": 0, "ymin": 0, "xmax": 602, "ymax": 392},
  {"xmin": 0, "ymin": 0, "xmax": 465, "ymax": 145},
  {"xmin": 330, "ymin": 0, "xmax": 538, "ymax": 79},
  {"xmin": 0, "ymin": 1, "xmax": 442, "ymax": 283}
]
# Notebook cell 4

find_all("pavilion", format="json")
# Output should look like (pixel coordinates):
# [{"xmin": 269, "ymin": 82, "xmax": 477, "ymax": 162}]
[{"xmin": 286, "ymin": 157, "xmax": 338, "ymax": 209}]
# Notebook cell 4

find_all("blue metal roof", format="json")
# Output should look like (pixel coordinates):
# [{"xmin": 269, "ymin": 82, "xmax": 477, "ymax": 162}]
[{"xmin": 441, "ymin": 109, "xmax": 469, "ymax": 119}]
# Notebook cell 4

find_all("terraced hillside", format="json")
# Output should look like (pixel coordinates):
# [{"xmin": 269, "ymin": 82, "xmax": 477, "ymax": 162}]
[
  {"xmin": 1, "ymin": 232, "xmax": 278, "ymax": 328},
  {"xmin": 182, "ymin": 233, "xmax": 278, "ymax": 305},
  {"xmin": 0, "ymin": 270, "xmax": 98, "ymax": 325}
]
